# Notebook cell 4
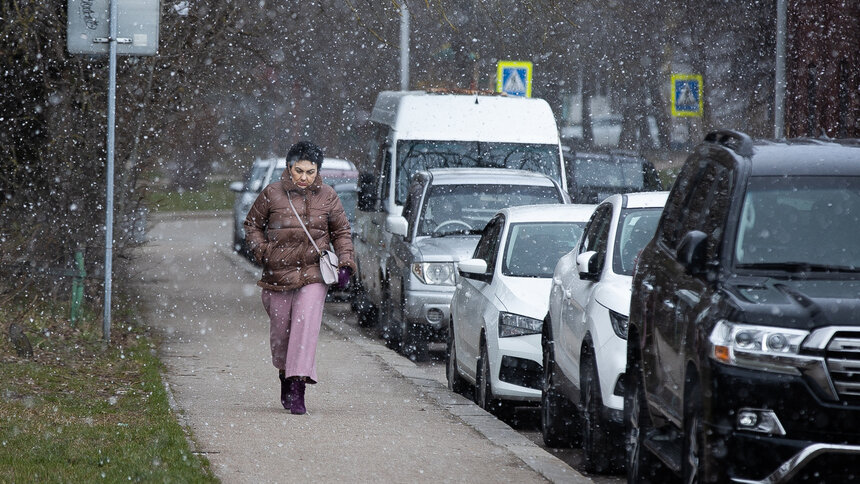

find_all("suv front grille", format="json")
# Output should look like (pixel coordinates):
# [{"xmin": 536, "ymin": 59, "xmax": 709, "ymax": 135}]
[{"xmin": 825, "ymin": 332, "xmax": 860, "ymax": 404}]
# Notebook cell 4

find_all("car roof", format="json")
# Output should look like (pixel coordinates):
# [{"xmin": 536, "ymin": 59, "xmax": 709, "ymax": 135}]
[
  {"xmin": 602, "ymin": 191, "xmax": 670, "ymax": 209},
  {"xmin": 743, "ymin": 140, "xmax": 860, "ymax": 176},
  {"xmin": 498, "ymin": 203, "xmax": 597, "ymax": 223},
  {"xmin": 322, "ymin": 157, "xmax": 357, "ymax": 171},
  {"xmin": 331, "ymin": 182, "xmax": 358, "ymax": 192},
  {"xmin": 424, "ymin": 167, "xmax": 558, "ymax": 186}
]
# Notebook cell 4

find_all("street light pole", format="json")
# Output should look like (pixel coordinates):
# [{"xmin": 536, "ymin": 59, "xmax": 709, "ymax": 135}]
[
  {"xmin": 399, "ymin": 1, "xmax": 410, "ymax": 91},
  {"xmin": 103, "ymin": 0, "xmax": 118, "ymax": 342},
  {"xmin": 774, "ymin": 0, "xmax": 787, "ymax": 139}
]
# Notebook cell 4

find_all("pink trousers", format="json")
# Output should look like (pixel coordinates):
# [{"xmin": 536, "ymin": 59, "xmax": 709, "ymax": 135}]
[{"xmin": 261, "ymin": 284, "xmax": 328, "ymax": 383}]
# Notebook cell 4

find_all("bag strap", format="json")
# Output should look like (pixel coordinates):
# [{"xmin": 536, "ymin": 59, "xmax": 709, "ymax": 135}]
[{"xmin": 287, "ymin": 194, "xmax": 323, "ymax": 256}]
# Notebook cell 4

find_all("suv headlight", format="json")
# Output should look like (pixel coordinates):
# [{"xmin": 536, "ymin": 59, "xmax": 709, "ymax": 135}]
[
  {"xmin": 498, "ymin": 312, "xmax": 543, "ymax": 338},
  {"xmin": 709, "ymin": 320, "xmax": 809, "ymax": 375},
  {"xmin": 608, "ymin": 309, "xmax": 629, "ymax": 339},
  {"xmin": 412, "ymin": 262, "xmax": 455, "ymax": 286}
]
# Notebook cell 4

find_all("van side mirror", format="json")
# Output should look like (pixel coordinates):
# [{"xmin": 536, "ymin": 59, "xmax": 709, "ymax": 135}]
[
  {"xmin": 357, "ymin": 172, "xmax": 378, "ymax": 211},
  {"xmin": 576, "ymin": 251, "xmax": 599, "ymax": 281},
  {"xmin": 678, "ymin": 230, "xmax": 708, "ymax": 275},
  {"xmin": 385, "ymin": 215, "xmax": 409, "ymax": 238}
]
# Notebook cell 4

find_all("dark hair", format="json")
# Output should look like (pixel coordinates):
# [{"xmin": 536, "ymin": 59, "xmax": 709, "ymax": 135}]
[{"xmin": 286, "ymin": 140, "xmax": 324, "ymax": 168}]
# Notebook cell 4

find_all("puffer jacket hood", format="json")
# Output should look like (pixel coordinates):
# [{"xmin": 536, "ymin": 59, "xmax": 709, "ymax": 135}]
[{"xmin": 244, "ymin": 171, "xmax": 355, "ymax": 291}]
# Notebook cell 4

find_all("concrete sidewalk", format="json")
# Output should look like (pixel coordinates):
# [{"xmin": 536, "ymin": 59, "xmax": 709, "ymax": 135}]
[{"xmin": 133, "ymin": 215, "xmax": 591, "ymax": 483}]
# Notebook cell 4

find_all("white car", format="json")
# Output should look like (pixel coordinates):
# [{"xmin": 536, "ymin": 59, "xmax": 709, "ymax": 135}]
[
  {"xmin": 542, "ymin": 191, "xmax": 667, "ymax": 472},
  {"xmin": 447, "ymin": 204, "xmax": 596, "ymax": 415}
]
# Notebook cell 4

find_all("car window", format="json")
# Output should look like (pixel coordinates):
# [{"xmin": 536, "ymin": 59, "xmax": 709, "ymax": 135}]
[
  {"xmin": 578, "ymin": 203, "xmax": 613, "ymax": 272},
  {"xmin": 612, "ymin": 208, "xmax": 662, "ymax": 275},
  {"xmin": 503, "ymin": 222, "xmax": 587, "ymax": 277},
  {"xmin": 417, "ymin": 183, "xmax": 563, "ymax": 237},
  {"xmin": 734, "ymin": 175, "xmax": 860, "ymax": 269},
  {"xmin": 473, "ymin": 215, "xmax": 504, "ymax": 274},
  {"xmin": 395, "ymin": 140, "xmax": 562, "ymax": 204}
]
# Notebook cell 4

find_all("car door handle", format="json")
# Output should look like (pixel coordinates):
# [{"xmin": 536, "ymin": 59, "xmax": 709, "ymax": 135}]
[{"xmin": 371, "ymin": 219, "xmax": 380, "ymax": 226}]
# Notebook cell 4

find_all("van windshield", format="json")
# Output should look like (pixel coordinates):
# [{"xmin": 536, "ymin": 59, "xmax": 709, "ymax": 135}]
[{"xmin": 396, "ymin": 140, "xmax": 561, "ymax": 204}]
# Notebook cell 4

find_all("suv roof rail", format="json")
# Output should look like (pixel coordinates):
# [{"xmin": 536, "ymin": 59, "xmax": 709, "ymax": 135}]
[{"xmin": 704, "ymin": 130, "xmax": 754, "ymax": 157}]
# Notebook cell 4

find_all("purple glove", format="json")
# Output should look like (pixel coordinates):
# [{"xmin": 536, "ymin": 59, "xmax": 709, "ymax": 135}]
[{"xmin": 337, "ymin": 267, "xmax": 352, "ymax": 289}]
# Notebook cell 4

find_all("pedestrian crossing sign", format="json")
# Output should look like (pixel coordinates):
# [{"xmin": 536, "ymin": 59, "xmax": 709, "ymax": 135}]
[
  {"xmin": 671, "ymin": 73, "xmax": 703, "ymax": 117},
  {"xmin": 497, "ymin": 61, "xmax": 533, "ymax": 97}
]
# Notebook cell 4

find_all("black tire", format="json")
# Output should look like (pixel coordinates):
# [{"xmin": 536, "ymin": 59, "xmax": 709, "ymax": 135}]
[
  {"xmin": 399, "ymin": 318, "xmax": 428, "ymax": 361},
  {"xmin": 351, "ymin": 284, "xmax": 377, "ymax": 328},
  {"xmin": 682, "ymin": 383, "xmax": 704, "ymax": 484},
  {"xmin": 581, "ymin": 350, "xmax": 614, "ymax": 473},
  {"xmin": 541, "ymin": 339, "xmax": 577, "ymax": 447},
  {"xmin": 625, "ymin": 344, "xmax": 673, "ymax": 484},
  {"xmin": 446, "ymin": 321, "xmax": 469, "ymax": 395},
  {"xmin": 475, "ymin": 340, "xmax": 505, "ymax": 415}
]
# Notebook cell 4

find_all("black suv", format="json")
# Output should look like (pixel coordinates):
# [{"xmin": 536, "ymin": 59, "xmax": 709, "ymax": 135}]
[
  {"xmin": 625, "ymin": 131, "xmax": 860, "ymax": 483},
  {"xmin": 563, "ymin": 149, "xmax": 663, "ymax": 203}
]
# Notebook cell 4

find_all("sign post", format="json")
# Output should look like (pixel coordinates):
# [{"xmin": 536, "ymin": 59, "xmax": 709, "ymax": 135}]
[
  {"xmin": 497, "ymin": 61, "xmax": 533, "ymax": 97},
  {"xmin": 67, "ymin": 0, "xmax": 160, "ymax": 342}
]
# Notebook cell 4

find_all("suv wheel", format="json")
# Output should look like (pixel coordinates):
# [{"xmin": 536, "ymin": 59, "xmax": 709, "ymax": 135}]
[
  {"xmin": 446, "ymin": 321, "xmax": 468, "ymax": 395},
  {"xmin": 581, "ymin": 350, "xmax": 613, "ymax": 472},
  {"xmin": 541, "ymin": 336, "xmax": 577, "ymax": 447},
  {"xmin": 625, "ymin": 342, "xmax": 671, "ymax": 483},
  {"xmin": 683, "ymin": 383, "xmax": 705, "ymax": 484}
]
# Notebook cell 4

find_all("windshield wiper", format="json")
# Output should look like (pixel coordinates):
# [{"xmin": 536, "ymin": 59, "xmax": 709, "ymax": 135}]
[
  {"xmin": 737, "ymin": 262, "xmax": 860, "ymax": 273},
  {"xmin": 430, "ymin": 229, "xmax": 483, "ymax": 238}
]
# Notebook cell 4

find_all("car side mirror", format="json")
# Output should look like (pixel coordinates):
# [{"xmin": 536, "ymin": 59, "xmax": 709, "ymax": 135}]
[
  {"xmin": 458, "ymin": 258, "xmax": 491, "ymax": 282},
  {"xmin": 357, "ymin": 172, "xmax": 378, "ymax": 211},
  {"xmin": 229, "ymin": 181, "xmax": 244, "ymax": 193},
  {"xmin": 678, "ymin": 230, "xmax": 708, "ymax": 275},
  {"xmin": 576, "ymin": 251, "xmax": 599, "ymax": 281},
  {"xmin": 385, "ymin": 215, "xmax": 408, "ymax": 238},
  {"xmin": 249, "ymin": 179, "xmax": 263, "ymax": 192}
]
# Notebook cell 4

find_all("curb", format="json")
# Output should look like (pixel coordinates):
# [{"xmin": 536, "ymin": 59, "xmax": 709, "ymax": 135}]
[{"xmin": 220, "ymin": 244, "xmax": 592, "ymax": 484}]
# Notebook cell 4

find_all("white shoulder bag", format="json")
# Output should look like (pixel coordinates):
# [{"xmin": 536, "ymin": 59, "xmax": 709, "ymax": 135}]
[{"xmin": 288, "ymin": 195, "xmax": 339, "ymax": 285}]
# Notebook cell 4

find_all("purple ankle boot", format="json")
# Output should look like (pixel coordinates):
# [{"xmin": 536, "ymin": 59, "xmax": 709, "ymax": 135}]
[
  {"xmin": 279, "ymin": 373, "xmax": 291, "ymax": 410},
  {"xmin": 290, "ymin": 380, "xmax": 306, "ymax": 415}
]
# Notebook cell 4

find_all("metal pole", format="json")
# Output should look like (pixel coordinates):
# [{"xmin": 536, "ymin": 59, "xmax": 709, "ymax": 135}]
[
  {"xmin": 103, "ymin": 0, "xmax": 118, "ymax": 342},
  {"xmin": 774, "ymin": 0, "xmax": 787, "ymax": 139},
  {"xmin": 399, "ymin": 1, "xmax": 409, "ymax": 91}
]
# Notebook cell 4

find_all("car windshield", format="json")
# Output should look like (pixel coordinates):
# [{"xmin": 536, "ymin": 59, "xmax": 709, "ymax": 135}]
[
  {"xmin": 418, "ymin": 184, "xmax": 563, "ymax": 237},
  {"xmin": 502, "ymin": 222, "xmax": 586, "ymax": 278},
  {"xmin": 244, "ymin": 163, "xmax": 271, "ymax": 191},
  {"xmin": 572, "ymin": 156, "xmax": 647, "ymax": 190},
  {"xmin": 396, "ymin": 140, "xmax": 561, "ymax": 204},
  {"xmin": 734, "ymin": 176, "xmax": 860, "ymax": 271},
  {"xmin": 612, "ymin": 207, "xmax": 662, "ymax": 275}
]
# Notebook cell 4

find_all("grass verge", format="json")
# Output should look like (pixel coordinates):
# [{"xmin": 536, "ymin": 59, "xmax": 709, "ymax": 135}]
[
  {"xmin": 145, "ymin": 179, "xmax": 234, "ymax": 213},
  {"xmin": 0, "ymin": 296, "xmax": 216, "ymax": 483}
]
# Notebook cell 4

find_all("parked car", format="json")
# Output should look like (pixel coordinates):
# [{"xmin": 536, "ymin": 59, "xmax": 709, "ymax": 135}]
[
  {"xmin": 379, "ymin": 168, "xmax": 571, "ymax": 359},
  {"xmin": 230, "ymin": 157, "xmax": 280, "ymax": 254},
  {"xmin": 542, "ymin": 191, "xmax": 667, "ymax": 472},
  {"xmin": 326, "ymin": 181, "xmax": 359, "ymax": 302},
  {"xmin": 353, "ymin": 90, "xmax": 568, "ymax": 333},
  {"xmin": 230, "ymin": 156, "xmax": 358, "ymax": 257},
  {"xmin": 448, "ymin": 203, "xmax": 596, "ymax": 415},
  {"xmin": 563, "ymin": 149, "xmax": 662, "ymax": 204},
  {"xmin": 625, "ymin": 131, "xmax": 860, "ymax": 483}
]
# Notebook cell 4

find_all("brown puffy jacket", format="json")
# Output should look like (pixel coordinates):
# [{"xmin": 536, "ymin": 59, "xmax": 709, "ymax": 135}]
[{"xmin": 244, "ymin": 171, "xmax": 356, "ymax": 291}]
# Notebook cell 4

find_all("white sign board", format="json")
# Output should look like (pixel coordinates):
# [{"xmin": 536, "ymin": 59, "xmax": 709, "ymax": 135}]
[{"xmin": 67, "ymin": 0, "xmax": 160, "ymax": 56}]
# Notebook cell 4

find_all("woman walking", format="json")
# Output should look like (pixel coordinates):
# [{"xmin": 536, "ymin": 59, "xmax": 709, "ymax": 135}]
[{"xmin": 244, "ymin": 140, "xmax": 355, "ymax": 414}]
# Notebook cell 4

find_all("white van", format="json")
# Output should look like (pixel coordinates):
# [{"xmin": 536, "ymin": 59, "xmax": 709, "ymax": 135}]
[{"xmin": 352, "ymin": 90, "xmax": 566, "ymax": 325}]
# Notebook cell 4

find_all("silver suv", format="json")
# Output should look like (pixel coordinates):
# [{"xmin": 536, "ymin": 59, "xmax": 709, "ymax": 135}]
[{"xmin": 371, "ymin": 168, "xmax": 570, "ymax": 359}]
